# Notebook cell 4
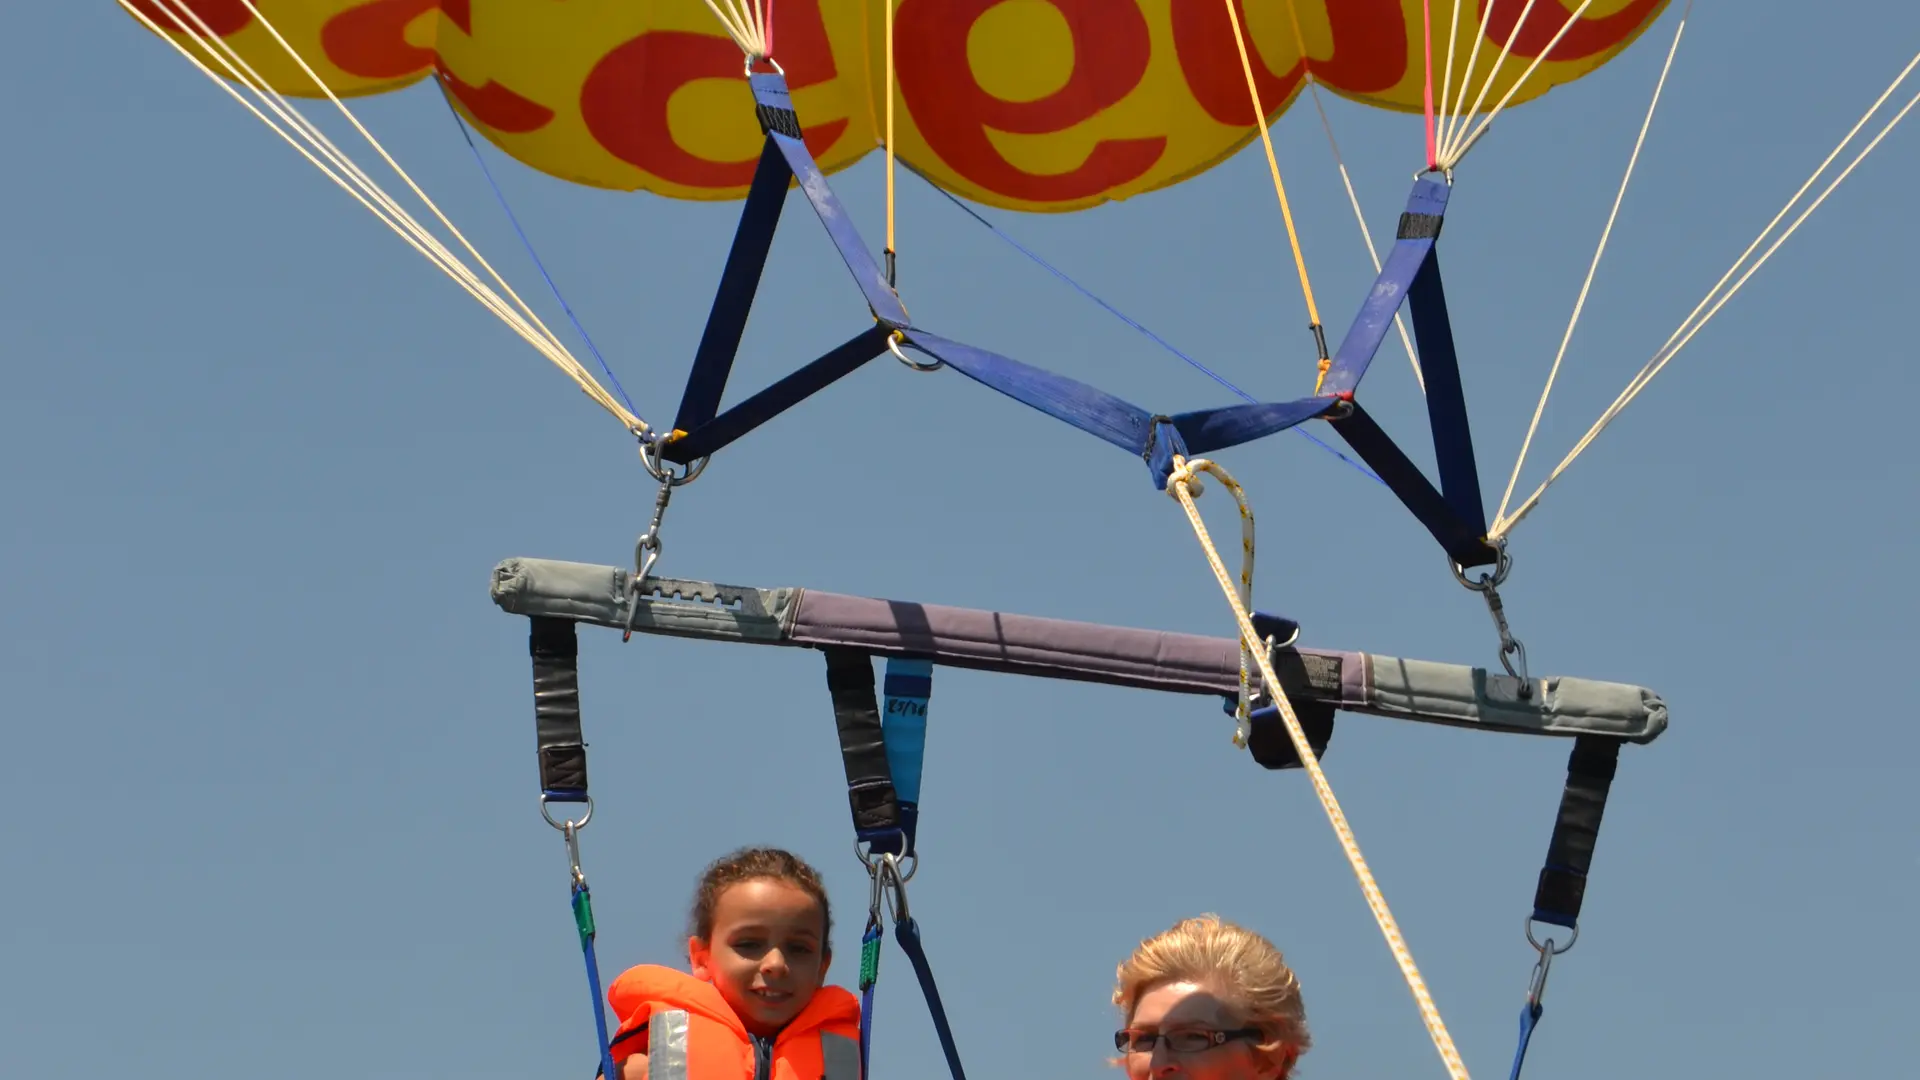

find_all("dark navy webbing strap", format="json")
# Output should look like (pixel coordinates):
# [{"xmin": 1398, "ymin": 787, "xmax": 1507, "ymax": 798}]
[
  {"xmin": 1533, "ymin": 736, "xmax": 1623, "ymax": 929},
  {"xmin": 895, "ymin": 917, "xmax": 968, "ymax": 1080},
  {"xmin": 1317, "ymin": 179, "xmax": 1501, "ymax": 570},
  {"xmin": 654, "ymin": 71, "xmax": 905, "ymax": 470},
  {"xmin": 666, "ymin": 326, "xmax": 893, "ymax": 462},
  {"xmin": 1509, "ymin": 736, "xmax": 1623, "ymax": 1080},
  {"xmin": 1328, "ymin": 403, "xmax": 1495, "ymax": 568},
  {"xmin": 531, "ymin": 617, "xmax": 589, "ymax": 802},
  {"xmin": 823, "ymin": 648, "xmax": 906, "ymax": 852},
  {"xmin": 670, "ymin": 138, "xmax": 792, "ymax": 437}
]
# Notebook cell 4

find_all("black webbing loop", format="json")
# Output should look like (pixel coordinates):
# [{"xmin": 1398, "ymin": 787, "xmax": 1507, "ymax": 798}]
[
  {"xmin": 530, "ymin": 617, "xmax": 588, "ymax": 801},
  {"xmin": 1246, "ymin": 701, "xmax": 1336, "ymax": 771},
  {"xmin": 1531, "ymin": 735, "xmax": 1623, "ymax": 929},
  {"xmin": 823, "ymin": 647, "xmax": 904, "ymax": 849}
]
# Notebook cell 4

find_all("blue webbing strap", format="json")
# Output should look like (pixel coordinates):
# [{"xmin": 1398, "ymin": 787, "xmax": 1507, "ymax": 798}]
[
  {"xmin": 902, "ymin": 330, "xmax": 1338, "ymax": 491},
  {"xmin": 1317, "ymin": 179, "xmax": 1501, "ymax": 570},
  {"xmin": 894, "ymin": 917, "xmax": 968, "ymax": 1080},
  {"xmin": 913, "ymin": 163, "xmax": 1383, "ymax": 485},
  {"xmin": 1317, "ymin": 181, "xmax": 1451, "ymax": 396},
  {"xmin": 880, "ymin": 658, "xmax": 932, "ymax": 856},
  {"xmin": 1171, "ymin": 398, "xmax": 1343, "ymax": 456},
  {"xmin": 575, "ymin": 882, "xmax": 618, "ymax": 1080},
  {"xmin": 881, "ymin": 659, "xmax": 965, "ymax": 1080},
  {"xmin": 1508, "ymin": 996, "xmax": 1544, "ymax": 1080},
  {"xmin": 902, "ymin": 329, "xmax": 1152, "ymax": 455}
]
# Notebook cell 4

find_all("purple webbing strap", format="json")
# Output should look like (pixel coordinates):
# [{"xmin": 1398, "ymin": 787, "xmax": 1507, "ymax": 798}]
[{"xmin": 788, "ymin": 589, "xmax": 1368, "ymax": 705}]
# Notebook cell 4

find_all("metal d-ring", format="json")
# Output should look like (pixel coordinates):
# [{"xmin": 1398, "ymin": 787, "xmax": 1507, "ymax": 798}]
[
  {"xmin": 888, "ymin": 330, "xmax": 943, "ymax": 372},
  {"xmin": 639, "ymin": 438, "xmax": 709, "ymax": 487},
  {"xmin": 540, "ymin": 793, "xmax": 594, "ymax": 833},
  {"xmin": 1525, "ymin": 917, "xmax": 1578, "ymax": 956},
  {"xmin": 1450, "ymin": 541, "xmax": 1513, "ymax": 593}
]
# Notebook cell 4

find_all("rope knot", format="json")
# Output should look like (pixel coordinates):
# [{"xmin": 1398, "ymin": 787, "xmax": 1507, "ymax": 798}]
[{"xmin": 1166, "ymin": 455, "xmax": 1207, "ymax": 499}]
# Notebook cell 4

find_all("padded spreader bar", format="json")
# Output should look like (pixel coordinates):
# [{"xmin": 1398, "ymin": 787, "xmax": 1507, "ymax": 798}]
[{"xmin": 491, "ymin": 558, "xmax": 1667, "ymax": 744}]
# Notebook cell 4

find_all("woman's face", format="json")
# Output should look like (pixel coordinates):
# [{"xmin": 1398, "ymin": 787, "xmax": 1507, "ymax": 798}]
[{"xmin": 1120, "ymin": 981, "xmax": 1286, "ymax": 1080}]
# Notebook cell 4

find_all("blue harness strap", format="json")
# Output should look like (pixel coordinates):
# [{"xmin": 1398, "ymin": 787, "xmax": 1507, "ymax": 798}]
[
  {"xmin": 1508, "ymin": 995, "xmax": 1545, "ymax": 1080},
  {"xmin": 894, "ymin": 916, "xmax": 967, "ymax": 1080},
  {"xmin": 880, "ymin": 658, "xmax": 932, "ymax": 856},
  {"xmin": 1317, "ymin": 180, "xmax": 1500, "ymax": 570},
  {"xmin": 651, "ymin": 75, "xmax": 1501, "ymax": 580},
  {"xmin": 654, "ymin": 73, "xmax": 904, "ymax": 470},
  {"xmin": 574, "ymin": 881, "xmax": 618, "ymax": 1080},
  {"xmin": 525, "ymin": 617, "xmax": 618, "ymax": 1080},
  {"xmin": 825, "ymin": 651, "xmax": 966, "ymax": 1079}
]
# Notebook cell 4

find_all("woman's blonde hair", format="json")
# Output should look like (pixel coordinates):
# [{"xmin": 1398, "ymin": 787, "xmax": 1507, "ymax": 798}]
[{"xmin": 1112, "ymin": 914, "xmax": 1311, "ymax": 1075}]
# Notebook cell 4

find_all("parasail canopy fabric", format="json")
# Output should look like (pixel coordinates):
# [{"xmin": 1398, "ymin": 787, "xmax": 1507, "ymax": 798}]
[{"xmin": 128, "ymin": 0, "xmax": 1671, "ymax": 211}]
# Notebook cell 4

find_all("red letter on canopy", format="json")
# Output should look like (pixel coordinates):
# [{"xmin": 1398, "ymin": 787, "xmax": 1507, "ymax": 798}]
[
  {"xmin": 581, "ymin": 0, "xmax": 847, "ymax": 191},
  {"xmin": 896, "ymin": 0, "xmax": 1164, "ymax": 205},
  {"xmin": 1172, "ymin": 0, "xmax": 1405, "ymax": 126},
  {"xmin": 127, "ymin": 0, "xmax": 253, "ymax": 36}
]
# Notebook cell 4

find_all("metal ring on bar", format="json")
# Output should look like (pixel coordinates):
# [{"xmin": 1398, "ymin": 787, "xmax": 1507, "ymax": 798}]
[
  {"xmin": 888, "ymin": 330, "xmax": 944, "ymax": 372},
  {"xmin": 540, "ymin": 793, "xmax": 595, "ymax": 832},
  {"xmin": 1524, "ymin": 917, "xmax": 1579, "ymax": 955},
  {"xmin": 854, "ymin": 836, "xmax": 919, "ymax": 882},
  {"xmin": 745, "ymin": 55, "xmax": 786, "ymax": 77},
  {"xmin": 1450, "ymin": 540, "xmax": 1512, "ymax": 592},
  {"xmin": 639, "ymin": 438, "xmax": 710, "ymax": 486}
]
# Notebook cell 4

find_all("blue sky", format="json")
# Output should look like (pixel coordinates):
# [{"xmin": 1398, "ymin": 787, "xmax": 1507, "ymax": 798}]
[{"xmin": 6, "ymin": 4, "xmax": 1917, "ymax": 1078}]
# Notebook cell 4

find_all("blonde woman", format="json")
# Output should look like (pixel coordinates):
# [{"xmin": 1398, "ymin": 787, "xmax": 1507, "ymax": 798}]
[{"xmin": 1111, "ymin": 915, "xmax": 1312, "ymax": 1080}]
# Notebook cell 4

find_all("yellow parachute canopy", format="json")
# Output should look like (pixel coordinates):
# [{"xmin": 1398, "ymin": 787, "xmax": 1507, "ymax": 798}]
[{"xmin": 128, "ymin": 0, "xmax": 1671, "ymax": 212}]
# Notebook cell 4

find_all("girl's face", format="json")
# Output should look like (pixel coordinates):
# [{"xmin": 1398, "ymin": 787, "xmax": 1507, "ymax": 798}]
[
  {"xmin": 689, "ymin": 878, "xmax": 831, "ymax": 1036},
  {"xmin": 1120, "ymin": 981, "xmax": 1286, "ymax": 1080}
]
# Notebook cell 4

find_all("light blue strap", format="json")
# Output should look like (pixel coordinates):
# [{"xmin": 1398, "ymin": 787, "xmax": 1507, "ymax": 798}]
[{"xmin": 880, "ymin": 659, "xmax": 931, "ymax": 851}]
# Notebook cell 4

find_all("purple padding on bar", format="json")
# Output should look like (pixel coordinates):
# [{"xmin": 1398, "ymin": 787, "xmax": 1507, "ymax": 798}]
[{"xmin": 788, "ymin": 589, "xmax": 1367, "ymax": 705}]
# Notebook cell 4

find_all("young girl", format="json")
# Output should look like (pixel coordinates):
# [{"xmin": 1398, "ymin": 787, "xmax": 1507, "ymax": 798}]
[{"xmin": 601, "ymin": 847, "xmax": 861, "ymax": 1080}]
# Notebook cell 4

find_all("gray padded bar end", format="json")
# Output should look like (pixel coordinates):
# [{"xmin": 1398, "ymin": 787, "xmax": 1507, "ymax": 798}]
[
  {"xmin": 490, "ymin": 557, "xmax": 796, "ymax": 644},
  {"xmin": 490, "ymin": 557, "xmax": 1667, "ymax": 743},
  {"xmin": 1365, "ymin": 655, "xmax": 1667, "ymax": 743}
]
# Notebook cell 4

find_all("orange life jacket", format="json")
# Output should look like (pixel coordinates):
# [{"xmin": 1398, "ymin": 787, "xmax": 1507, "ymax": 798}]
[{"xmin": 604, "ymin": 965, "xmax": 862, "ymax": 1080}]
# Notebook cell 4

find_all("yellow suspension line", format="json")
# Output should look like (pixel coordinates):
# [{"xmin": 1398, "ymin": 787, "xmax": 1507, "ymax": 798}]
[{"xmin": 1222, "ymin": 0, "xmax": 1331, "ymax": 389}]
